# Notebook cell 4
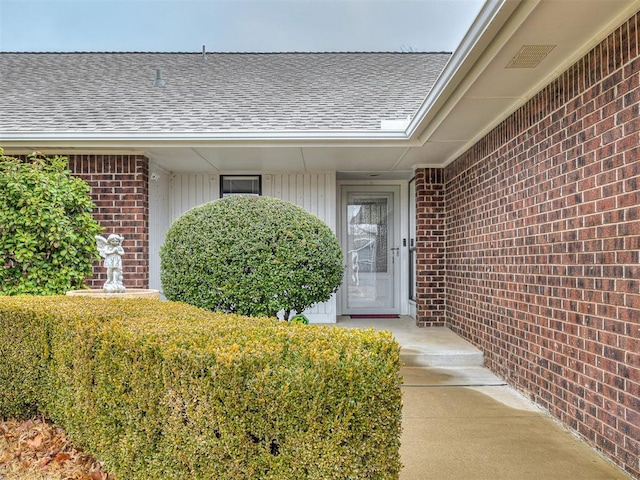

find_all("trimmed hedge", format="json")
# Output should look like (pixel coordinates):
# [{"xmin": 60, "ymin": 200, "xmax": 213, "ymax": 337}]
[{"xmin": 0, "ymin": 296, "xmax": 403, "ymax": 479}]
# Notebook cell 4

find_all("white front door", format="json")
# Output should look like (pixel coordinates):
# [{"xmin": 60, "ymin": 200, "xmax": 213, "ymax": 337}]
[{"xmin": 340, "ymin": 186, "xmax": 401, "ymax": 315}]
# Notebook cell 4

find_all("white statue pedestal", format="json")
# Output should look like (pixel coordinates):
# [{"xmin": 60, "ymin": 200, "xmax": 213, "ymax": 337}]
[{"xmin": 66, "ymin": 289, "xmax": 160, "ymax": 299}]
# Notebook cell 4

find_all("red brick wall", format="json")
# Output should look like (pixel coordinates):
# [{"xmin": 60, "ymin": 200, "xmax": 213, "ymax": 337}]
[
  {"xmin": 416, "ymin": 11, "xmax": 640, "ymax": 477},
  {"xmin": 67, "ymin": 154, "xmax": 149, "ymax": 289},
  {"xmin": 414, "ymin": 168, "xmax": 446, "ymax": 326}
]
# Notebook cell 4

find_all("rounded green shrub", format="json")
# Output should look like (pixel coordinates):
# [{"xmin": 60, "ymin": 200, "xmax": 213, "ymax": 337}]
[
  {"xmin": 160, "ymin": 195, "xmax": 344, "ymax": 318},
  {"xmin": 0, "ymin": 149, "xmax": 102, "ymax": 295}
]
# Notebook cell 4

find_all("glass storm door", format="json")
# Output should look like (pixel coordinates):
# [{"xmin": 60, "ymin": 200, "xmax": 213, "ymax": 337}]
[{"xmin": 341, "ymin": 186, "xmax": 400, "ymax": 315}]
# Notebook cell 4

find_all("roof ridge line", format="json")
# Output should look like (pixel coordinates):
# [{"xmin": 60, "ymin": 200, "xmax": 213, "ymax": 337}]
[{"xmin": 0, "ymin": 50, "xmax": 453, "ymax": 55}]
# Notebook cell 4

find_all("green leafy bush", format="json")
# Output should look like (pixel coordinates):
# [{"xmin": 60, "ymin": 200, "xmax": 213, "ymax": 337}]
[
  {"xmin": 0, "ymin": 296, "xmax": 403, "ymax": 479},
  {"xmin": 0, "ymin": 149, "xmax": 102, "ymax": 295},
  {"xmin": 160, "ymin": 195, "xmax": 344, "ymax": 319}
]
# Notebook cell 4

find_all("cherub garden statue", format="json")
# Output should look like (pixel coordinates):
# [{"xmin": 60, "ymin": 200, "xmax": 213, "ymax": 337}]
[{"xmin": 95, "ymin": 234, "xmax": 126, "ymax": 293}]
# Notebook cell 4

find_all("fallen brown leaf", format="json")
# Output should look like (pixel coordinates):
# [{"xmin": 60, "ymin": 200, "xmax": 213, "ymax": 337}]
[
  {"xmin": 27, "ymin": 433, "xmax": 43, "ymax": 448},
  {"xmin": 53, "ymin": 452, "xmax": 71, "ymax": 464}
]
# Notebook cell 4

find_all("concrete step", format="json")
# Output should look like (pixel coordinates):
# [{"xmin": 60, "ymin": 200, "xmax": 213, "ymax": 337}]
[
  {"xmin": 399, "ymin": 331, "xmax": 485, "ymax": 367},
  {"xmin": 334, "ymin": 318, "xmax": 485, "ymax": 368},
  {"xmin": 401, "ymin": 346, "xmax": 484, "ymax": 367}
]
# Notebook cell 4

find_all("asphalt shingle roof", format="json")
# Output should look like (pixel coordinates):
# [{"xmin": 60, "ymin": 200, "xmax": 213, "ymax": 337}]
[{"xmin": 0, "ymin": 52, "xmax": 451, "ymax": 133}]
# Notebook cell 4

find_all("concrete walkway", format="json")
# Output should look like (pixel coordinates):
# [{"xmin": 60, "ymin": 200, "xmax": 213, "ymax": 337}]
[{"xmin": 335, "ymin": 317, "xmax": 633, "ymax": 480}]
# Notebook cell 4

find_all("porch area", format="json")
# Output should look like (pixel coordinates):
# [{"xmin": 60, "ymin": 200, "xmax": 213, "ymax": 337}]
[{"xmin": 334, "ymin": 316, "xmax": 631, "ymax": 480}]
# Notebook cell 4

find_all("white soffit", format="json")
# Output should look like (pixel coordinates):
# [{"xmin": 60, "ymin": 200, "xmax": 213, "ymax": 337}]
[
  {"xmin": 145, "ymin": 145, "xmax": 411, "ymax": 174},
  {"xmin": 400, "ymin": 142, "xmax": 470, "ymax": 169},
  {"xmin": 192, "ymin": 147, "xmax": 305, "ymax": 171},
  {"xmin": 146, "ymin": 146, "xmax": 309, "ymax": 172},
  {"xmin": 301, "ymin": 146, "xmax": 409, "ymax": 172},
  {"xmin": 412, "ymin": 0, "xmax": 640, "ymax": 167},
  {"xmin": 146, "ymin": 147, "xmax": 216, "ymax": 173},
  {"xmin": 428, "ymin": 97, "xmax": 519, "ymax": 143}
]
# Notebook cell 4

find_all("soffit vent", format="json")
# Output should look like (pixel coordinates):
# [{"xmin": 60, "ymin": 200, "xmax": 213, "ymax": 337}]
[{"xmin": 506, "ymin": 45, "xmax": 556, "ymax": 68}]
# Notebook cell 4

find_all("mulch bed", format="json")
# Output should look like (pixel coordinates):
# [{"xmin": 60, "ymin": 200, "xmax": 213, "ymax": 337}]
[{"xmin": 0, "ymin": 417, "xmax": 114, "ymax": 480}]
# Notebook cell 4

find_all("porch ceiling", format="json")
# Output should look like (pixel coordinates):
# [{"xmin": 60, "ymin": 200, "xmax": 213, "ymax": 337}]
[
  {"xmin": 145, "ymin": 145, "xmax": 414, "ymax": 176},
  {"xmin": 3, "ymin": 0, "xmax": 638, "ymax": 180}
]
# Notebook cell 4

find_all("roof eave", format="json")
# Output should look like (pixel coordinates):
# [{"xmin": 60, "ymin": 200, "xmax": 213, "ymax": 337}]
[
  {"xmin": 405, "ymin": 0, "xmax": 516, "ymax": 141},
  {"xmin": 0, "ymin": 129, "xmax": 423, "ymax": 149}
]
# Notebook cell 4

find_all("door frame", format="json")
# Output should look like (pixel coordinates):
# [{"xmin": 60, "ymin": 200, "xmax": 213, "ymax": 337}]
[{"xmin": 337, "ymin": 181, "xmax": 410, "ymax": 316}]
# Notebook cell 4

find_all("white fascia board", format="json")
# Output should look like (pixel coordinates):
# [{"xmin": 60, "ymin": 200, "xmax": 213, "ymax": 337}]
[
  {"xmin": 404, "ymin": 0, "xmax": 515, "ymax": 140},
  {"xmin": 0, "ymin": 129, "xmax": 423, "ymax": 148}
]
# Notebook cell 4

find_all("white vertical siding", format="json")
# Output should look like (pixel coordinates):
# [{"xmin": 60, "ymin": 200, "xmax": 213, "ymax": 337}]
[
  {"xmin": 170, "ymin": 173, "xmax": 219, "ymax": 222},
  {"xmin": 148, "ymin": 164, "xmax": 172, "ymax": 292},
  {"xmin": 264, "ymin": 173, "xmax": 335, "ymax": 230}
]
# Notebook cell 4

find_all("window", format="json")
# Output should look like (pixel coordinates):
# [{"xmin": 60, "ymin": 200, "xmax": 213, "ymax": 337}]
[{"xmin": 220, "ymin": 175, "xmax": 261, "ymax": 197}]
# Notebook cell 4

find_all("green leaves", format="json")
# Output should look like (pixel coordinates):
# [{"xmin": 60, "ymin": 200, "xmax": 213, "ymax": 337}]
[
  {"xmin": 0, "ymin": 149, "xmax": 102, "ymax": 295},
  {"xmin": 161, "ymin": 195, "xmax": 345, "ymax": 319},
  {"xmin": 0, "ymin": 297, "xmax": 403, "ymax": 479}
]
